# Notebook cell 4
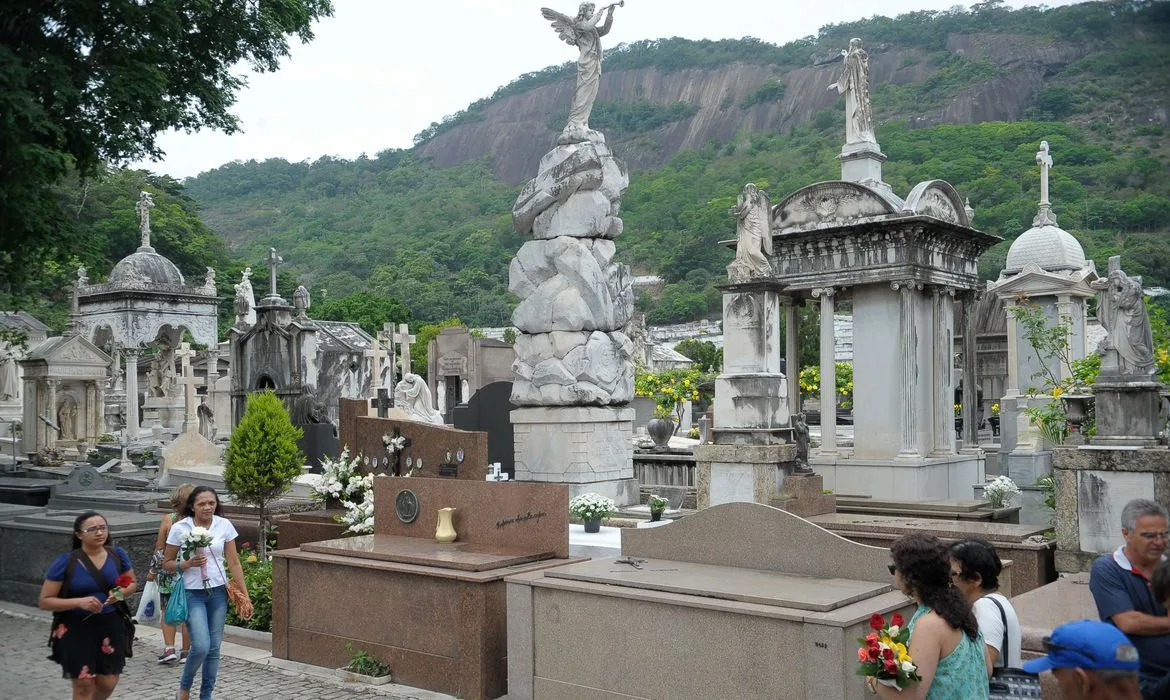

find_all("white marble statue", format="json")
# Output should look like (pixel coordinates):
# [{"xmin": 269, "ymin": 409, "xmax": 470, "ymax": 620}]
[
  {"xmin": 136, "ymin": 191, "xmax": 155, "ymax": 248},
  {"xmin": 76, "ymin": 265, "xmax": 89, "ymax": 287},
  {"xmin": 828, "ymin": 38, "xmax": 876, "ymax": 146},
  {"xmin": 727, "ymin": 183, "xmax": 773, "ymax": 281},
  {"xmin": 235, "ymin": 267, "xmax": 256, "ymax": 325},
  {"xmin": 394, "ymin": 373, "xmax": 444, "ymax": 424},
  {"xmin": 541, "ymin": 2, "xmax": 623, "ymax": 144},
  {"xmin": 0, "ymin": 341, "xmax": 19, "ymax": 402},
  {"xmin": 293, "ymin": 284, "xmax": 311, "ymax": 318},
  {"xmin": 148, "ymin": 341, "xmax": 177, "ymax": 398},
  {"xmin": 57, "ymin": 398, "xmax": 78, "ymax": 441},
  {"xmin": 203, "ymin": 267, "xmax": 216, "ymax": 292},
  {"xmin": 1092, "ymin": 256, "xmax": 1155, "ymax": 376},
  {"xmin": 197, "ymin": 396, "xmax": 216, "ymax": 441}
]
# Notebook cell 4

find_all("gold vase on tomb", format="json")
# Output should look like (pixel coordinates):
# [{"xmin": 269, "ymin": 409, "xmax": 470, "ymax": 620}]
[{"xmin": 435, "ymin": 507, "xmax": 457, "ymax": 543}]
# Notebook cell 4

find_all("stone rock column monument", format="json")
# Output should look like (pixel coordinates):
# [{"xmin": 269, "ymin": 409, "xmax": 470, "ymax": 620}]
[{"xmin": 508, "ymin": 137, "xmax": 636, "ymax": 503}]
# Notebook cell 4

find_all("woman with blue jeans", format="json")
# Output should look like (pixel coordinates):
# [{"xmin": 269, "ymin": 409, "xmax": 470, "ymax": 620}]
[{"xmin": 162, "ymin": 486, "xmax": 252, "ymax": 700}]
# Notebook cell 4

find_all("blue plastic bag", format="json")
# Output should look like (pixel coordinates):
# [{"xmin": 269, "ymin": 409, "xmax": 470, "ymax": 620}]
[{"xmin": 165, "ymin": 581, "xmax": 188, "ymax": 625}]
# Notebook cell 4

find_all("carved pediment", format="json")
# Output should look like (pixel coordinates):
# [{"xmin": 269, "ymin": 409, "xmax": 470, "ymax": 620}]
[
  {"xmin": 903, "ymin": 180, "xmax": 971, "ymax": 227},
  {"xmin": 27, "ymin": 335, "xmax": 111, "ymax": 368},
  {"xmin": 772, "ymin": 181, "xmax": 899, "ymax": 233}
]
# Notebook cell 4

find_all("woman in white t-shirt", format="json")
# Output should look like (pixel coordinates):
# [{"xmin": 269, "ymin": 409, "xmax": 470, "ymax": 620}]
[
  {"xmin": 162, "ymin": 486, "xmax": 253, "ymax": 700},
  {"xmin": 949, "ymin": 539, "xmax": 1023, "ymax": 676}
]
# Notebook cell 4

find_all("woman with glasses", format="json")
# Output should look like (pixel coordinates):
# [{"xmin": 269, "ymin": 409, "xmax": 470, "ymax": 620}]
[
  {"xmin": 949, "ymin": 539, "xmax": 1022, "ymax": 676},
  {"xmin": 868, "ymin": 534, "xmax": 988, "ymax": 699},
  {"xmin": 39, "ymin": 510, "xmax": 138, "ymax": 700}
]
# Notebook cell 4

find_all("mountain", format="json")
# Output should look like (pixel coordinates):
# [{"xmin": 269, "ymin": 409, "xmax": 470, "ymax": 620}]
[{"xmin": 181, "ymin": 0, "xmax": 1169, "ymax": 327}]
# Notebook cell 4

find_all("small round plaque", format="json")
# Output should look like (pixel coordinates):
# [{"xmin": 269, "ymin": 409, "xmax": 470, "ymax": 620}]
[{"xmin": 395, "ymin": 489, "xmax": 419, "ymax": 524}]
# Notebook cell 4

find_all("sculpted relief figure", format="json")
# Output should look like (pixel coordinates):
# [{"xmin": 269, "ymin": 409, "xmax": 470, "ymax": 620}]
[
  {"xmin": 828, "ymin": 38, "xmax": 876, "ymax": 146},
  {"xmin": 148, "ymin": 340, "xmax": 177, "ymax": 398},
  {"xmin": 727, "ymin": 183, "xmax": 773, "ymax": 281},
  {"xmin": 541, "ymin": 1, "xmax": 623, "ymax": 144},
  {"xmin": 1092, "ymin": 256, "xmax": 1155, "ymax": 377},
  {"xmin": 57, "ymin": 398, "xmax": 78, "ymax": 441},
  {"xmin": 394, "ymin": 373, "xmax": 444, "ymax": 425},
  {"xmin": 234, "ymin": 267, "xmax": 256, "ymax": 325},
  {"xmin": 197, "ymin": 396, "xmax": 216, "ymax": 441}
]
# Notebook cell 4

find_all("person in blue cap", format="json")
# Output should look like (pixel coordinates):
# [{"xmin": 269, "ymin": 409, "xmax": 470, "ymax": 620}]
[{"xmin": 1022, "ymin": 620, "xmax": 1142, "ymax": 699}]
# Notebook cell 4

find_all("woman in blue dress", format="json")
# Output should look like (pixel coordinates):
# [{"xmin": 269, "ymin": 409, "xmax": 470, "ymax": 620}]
[{"xmin": 868, "ymin": 534, "xmax": 989, "ymax": 699}]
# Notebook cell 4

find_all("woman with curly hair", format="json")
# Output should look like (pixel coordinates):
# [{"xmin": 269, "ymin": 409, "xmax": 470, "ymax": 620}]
[{"xmin": 868, "ymin": 534, "xmax": 989, "ymax": 699}]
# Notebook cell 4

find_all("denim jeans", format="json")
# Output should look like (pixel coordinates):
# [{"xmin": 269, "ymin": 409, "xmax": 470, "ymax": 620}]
[{"xmin": 180, "ymin": 585, "xmax": 227, "ymax": 700}]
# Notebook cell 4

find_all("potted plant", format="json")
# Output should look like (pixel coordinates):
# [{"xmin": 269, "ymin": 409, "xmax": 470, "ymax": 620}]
[
  {"xmin": 336, "ymin": 643, "xmax": 393, "ymax": 686},
  {"xmin": 988, "ymin": 402, "xmax": 1000, "ymax": 436},
  {"xmin": 635, "ymin": 368, "xmax": 707, "ymax": 447},
  {"xmin": 647, "ymin": 494, "xmax": 668, "ymax": 522},
  {"xmin": 570, "ymin": 492, "xmax": 616, "ymax": 533},
  {"xmin": 646, "ymin": 404, "xmax": 675, "ymax": 447}
]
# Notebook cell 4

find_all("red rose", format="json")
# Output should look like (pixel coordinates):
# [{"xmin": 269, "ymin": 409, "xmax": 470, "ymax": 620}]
[
  {"xmin": 865, "ymin": 632, "xmax": 879, "ymax": 645},
  {"xmin": 883, "ymin": 660, "xmax": 898, "ymax": 675},
  {"xmin": 881, "ymin": 648, "xmax": 894, "ymax": 661},
  {"xmin": 870, "ymin": 613, "xmax": 886, "ymax": 631},
  {"xmin": 114, "ymin": 573, "xmax": 133, "ymax": 588},
  {"xmin": 891, "ymin": 612, "xmax": 905, "ymax": 628},
  {"xmin": 867, "ymin": 647, "xmax": 880, "ymax": 661}
]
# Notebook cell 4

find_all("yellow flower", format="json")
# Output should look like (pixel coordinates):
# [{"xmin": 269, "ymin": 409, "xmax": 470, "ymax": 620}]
[
  {"xmin": 1052, "ymin": 386, "xmax": 1063, "ymax": 398},
  {"xmin": 246, "ymin": 554, "xmax": 257, "ymax": 563}
]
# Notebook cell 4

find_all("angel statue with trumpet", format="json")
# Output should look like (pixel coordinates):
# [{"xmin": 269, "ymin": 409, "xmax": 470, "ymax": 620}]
[{"xmin": 541, "ymin": 1, "xmax": 624, "ymax": 144}]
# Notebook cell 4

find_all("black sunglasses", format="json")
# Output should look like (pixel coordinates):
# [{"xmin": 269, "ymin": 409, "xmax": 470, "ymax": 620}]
[{"xmin": 888, "ymin": 564, "xmax": 897, "ymax": 575}]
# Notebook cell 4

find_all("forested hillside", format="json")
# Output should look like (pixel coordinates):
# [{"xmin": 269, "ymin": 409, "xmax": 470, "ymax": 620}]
[{"xmin": 13, "ymin": 1, "xmax": 1168, "ymax": 333}]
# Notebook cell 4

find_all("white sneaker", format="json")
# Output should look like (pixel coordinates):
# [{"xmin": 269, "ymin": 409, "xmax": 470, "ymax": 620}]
[{"xmin": 158, "ymin": 648, "xmax": 178, "ymax": 664}]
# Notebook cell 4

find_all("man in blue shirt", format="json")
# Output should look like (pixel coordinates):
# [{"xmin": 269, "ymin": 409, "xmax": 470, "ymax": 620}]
[{"xmin": 1090, "ymin": 498, "xmax": 1170, "ymax": 699}]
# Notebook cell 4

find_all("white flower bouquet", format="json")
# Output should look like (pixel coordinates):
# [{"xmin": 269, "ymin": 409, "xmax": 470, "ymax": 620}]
[
  {"xmin": 569, "ymin": 492, "xmax": 616, "ymax": 522},
  {"xmin": 338, "ymin": 488, "xmax": 375, "ymax": 535},
  {"xmin": 181, "ymin": 526, "xmax": 215, "ymax": 590},
  {"xmin": 984, "ymin": 475, "xmax": 1021, "ymax": 509},
  {"xmin": 310, "ymin": 447, "xmax": 367, "ymax": 504}
]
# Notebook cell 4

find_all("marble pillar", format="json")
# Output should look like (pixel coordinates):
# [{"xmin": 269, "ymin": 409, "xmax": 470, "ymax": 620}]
[
  {"xmin": 124, "ymin": 348, "xmax": 140, "ymax": 439},
  {"xmin": 962, "ymin": 293, "xmax": 980, "ymax": 449},
  {"xmin": 784, "ymin": 297, "xmax": 800, "ymax": 417},
  {"xmin": 46, "ymin": 379, "xmax": 58, "ymax": 449},
  {"xmin": 932, "ymin": 288, "xmax": 954, "ymax": 456},
  {"xmin": 893, "ymin": 282, "xmax": 918, "ymax": 459},
  {"xmin": 815, "ymin": 288, "xmax": 837, "ymax": 455}
]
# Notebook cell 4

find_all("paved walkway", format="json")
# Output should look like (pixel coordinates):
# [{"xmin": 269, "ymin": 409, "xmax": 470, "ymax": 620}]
[{"xmin": 0, "ymin": 602, "xmax": 453, "ymax": 700}]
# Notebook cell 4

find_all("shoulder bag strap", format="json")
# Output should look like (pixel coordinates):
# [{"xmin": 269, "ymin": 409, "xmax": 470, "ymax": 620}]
[
  {"xmin": 60, "ymin": 551, "xmax": 82, "ymax": 597},
  {"xmin": 76, "ymin": 547, "xmax": 133, "ymax": 617},
  {"xmin": 987, "ymin": 594, "xmax": 1010, "ymax": 668}
]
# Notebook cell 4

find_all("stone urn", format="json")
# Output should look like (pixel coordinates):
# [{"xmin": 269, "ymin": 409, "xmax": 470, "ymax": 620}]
[
  {"xmin": 646, "ymin": 417, "xmax": 675, "ymax": 447},
  {"xmin": 435, "ymin": 507, "xmax": 457, "ymax": 543},
  {"xmin": 1061, "ymin": 394, "xmax": 1094, "ymax": 445}
]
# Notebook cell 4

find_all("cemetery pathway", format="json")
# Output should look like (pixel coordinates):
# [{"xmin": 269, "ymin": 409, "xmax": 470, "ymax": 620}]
[{"xmin": 0, "ymin": 604, "xmax": 454, "ymax": 700}]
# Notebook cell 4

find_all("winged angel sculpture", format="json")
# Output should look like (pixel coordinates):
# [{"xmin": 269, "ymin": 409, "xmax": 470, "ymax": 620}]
[{"xmin": 541, "ymin": 2, "xmax": 623, "ymax": 144}]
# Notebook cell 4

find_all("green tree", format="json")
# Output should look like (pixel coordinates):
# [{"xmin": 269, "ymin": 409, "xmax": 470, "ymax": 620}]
[
  {"xmin": 0, "ymin": 0, "xmax": 334, "ymax": 293},
  {"xmin": 673, "ymin": 339, "xmax": 723, "ymax": 373},
  {"xmin": 315, "ymin": 292, "xmax": 412, "ymax": 337},
  {"xmin": 223, "ymin": 391, "xmax": 304, "ymax": 559}
]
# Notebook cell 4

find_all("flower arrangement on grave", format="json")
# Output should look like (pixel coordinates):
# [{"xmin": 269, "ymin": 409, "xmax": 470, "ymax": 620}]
[
  {"xmin": 647, "ymin": 494, "xmax": 668, "ymax": 522},
  {"xmin": 338, "ymin": 488, "xmax": 375, "ymax": 535},
  {"xmin": 569, "ymin": 492, "xmax": 616, "ymax": 523},
  {"xmin": 856, "ymin": 612, "xmax": 921, "ymax": 691},
  {"xmin": 310, "ymin": 447, "xmax": 367, "ymax": 506},
  {"xmin": 953, "ymin": 403, "xmax": 962, "ymax": 418},
  {"xmin": 991, "ymin": 403, "xmax": 1000, "ymax": 417},
  {"xmin": 181, "ymin": 527, "xmax": 215, "ymax": 591},
  {"xmin": 382, "ymin": 428, "xmax": 412, "ymax": 476},
  {"xmin": 984, "ymin": 475, "xmax": 1021, "ymax": 510}
]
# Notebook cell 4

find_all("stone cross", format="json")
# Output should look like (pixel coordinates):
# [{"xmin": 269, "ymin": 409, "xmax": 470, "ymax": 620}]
[
  {"xmin": 393, "ymin": 323, "xmax": 416, "ymax": 376},
  {"xmin": 266, "ymin": 247, "xmax": 283, "ymax": 298},
  {"xmin": 136, "ymin": 191, "xmax": 155, "ymax": 250},
  {"xmin": 175, "ymin": 343, "xmax": 203, "ymax": 434},
  {"xmin": 374, "ymin": 387, "xmax": 394, "ymax": 418},
  {"xmin": 364, "ymin": 331, "xmax": 392, "ymax": 395}
]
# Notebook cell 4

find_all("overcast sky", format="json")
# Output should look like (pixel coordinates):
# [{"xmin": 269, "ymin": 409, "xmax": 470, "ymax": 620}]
[{"xmin": 134, "ymin": 0, "xmax": 1082, "ymax": 180}]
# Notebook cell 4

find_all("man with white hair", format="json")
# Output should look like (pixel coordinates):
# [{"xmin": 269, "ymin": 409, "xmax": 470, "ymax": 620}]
[{"xmin": 1089, "ymin": 498, "xmax": 1170, "ymax": 698}]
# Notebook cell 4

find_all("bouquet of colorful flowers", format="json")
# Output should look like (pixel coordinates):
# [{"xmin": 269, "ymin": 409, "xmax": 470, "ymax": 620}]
[
  {"xmin": 181, "ymin": 526, "xmax": 215, "ymax": 591},
  {"xmin": 856, "ymin": 612, "xmax": 920, "ymax": 690}
]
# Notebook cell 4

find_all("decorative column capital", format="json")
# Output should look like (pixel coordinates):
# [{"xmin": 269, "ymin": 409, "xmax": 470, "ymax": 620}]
[
  {"xmin": 811, "ymin": 287, "xmax": 836, "ymax": 299},
  {"xmin": 46, "ymin": 378, "xmax": 59, "ymax": 389},
  {"xmin": 123, "ymin": 347, "xmax": 140, "ymax": 357},
  {"xmin": 890, "ymin": 280, "xmax": 922, "ymax": 293}
]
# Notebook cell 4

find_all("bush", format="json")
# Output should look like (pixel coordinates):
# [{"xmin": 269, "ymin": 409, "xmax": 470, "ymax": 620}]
[
  {"xmin": 224, "ymin": 391, "xmax": 304, "ymax": 559},
  {"xmin": 346, "ymin": 643, "xmax": 391, "ymax": 677},
  {"xmin": 226, "ymin": 543, "xmax": 273, "ymax": 632}
]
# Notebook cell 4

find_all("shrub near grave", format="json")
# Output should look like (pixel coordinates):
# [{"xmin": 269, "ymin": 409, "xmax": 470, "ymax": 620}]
[{"xmin": 226, "ymin": 542, "xmax": 273, "ymax": 632}]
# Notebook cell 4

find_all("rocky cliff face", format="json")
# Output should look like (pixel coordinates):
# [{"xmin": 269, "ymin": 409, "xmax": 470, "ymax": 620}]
[{"xmin": 415, "ymin": 33, "xmax": 1095, "ymax": 185}]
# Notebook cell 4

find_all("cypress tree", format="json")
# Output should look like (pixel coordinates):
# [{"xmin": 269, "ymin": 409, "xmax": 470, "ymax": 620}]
[{"xmin": 224, "ymin": 391, "xmax": 304, "ymax": 559}]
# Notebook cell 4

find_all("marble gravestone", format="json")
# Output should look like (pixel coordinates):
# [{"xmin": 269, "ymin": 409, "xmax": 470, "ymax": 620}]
[
  {"xmin": 272, "ymin": 476, "xmax": 580, "ymax": 700},
  {"xmin": 509, "ymin": 3, "xmax": 636, "ymax": 505}
]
